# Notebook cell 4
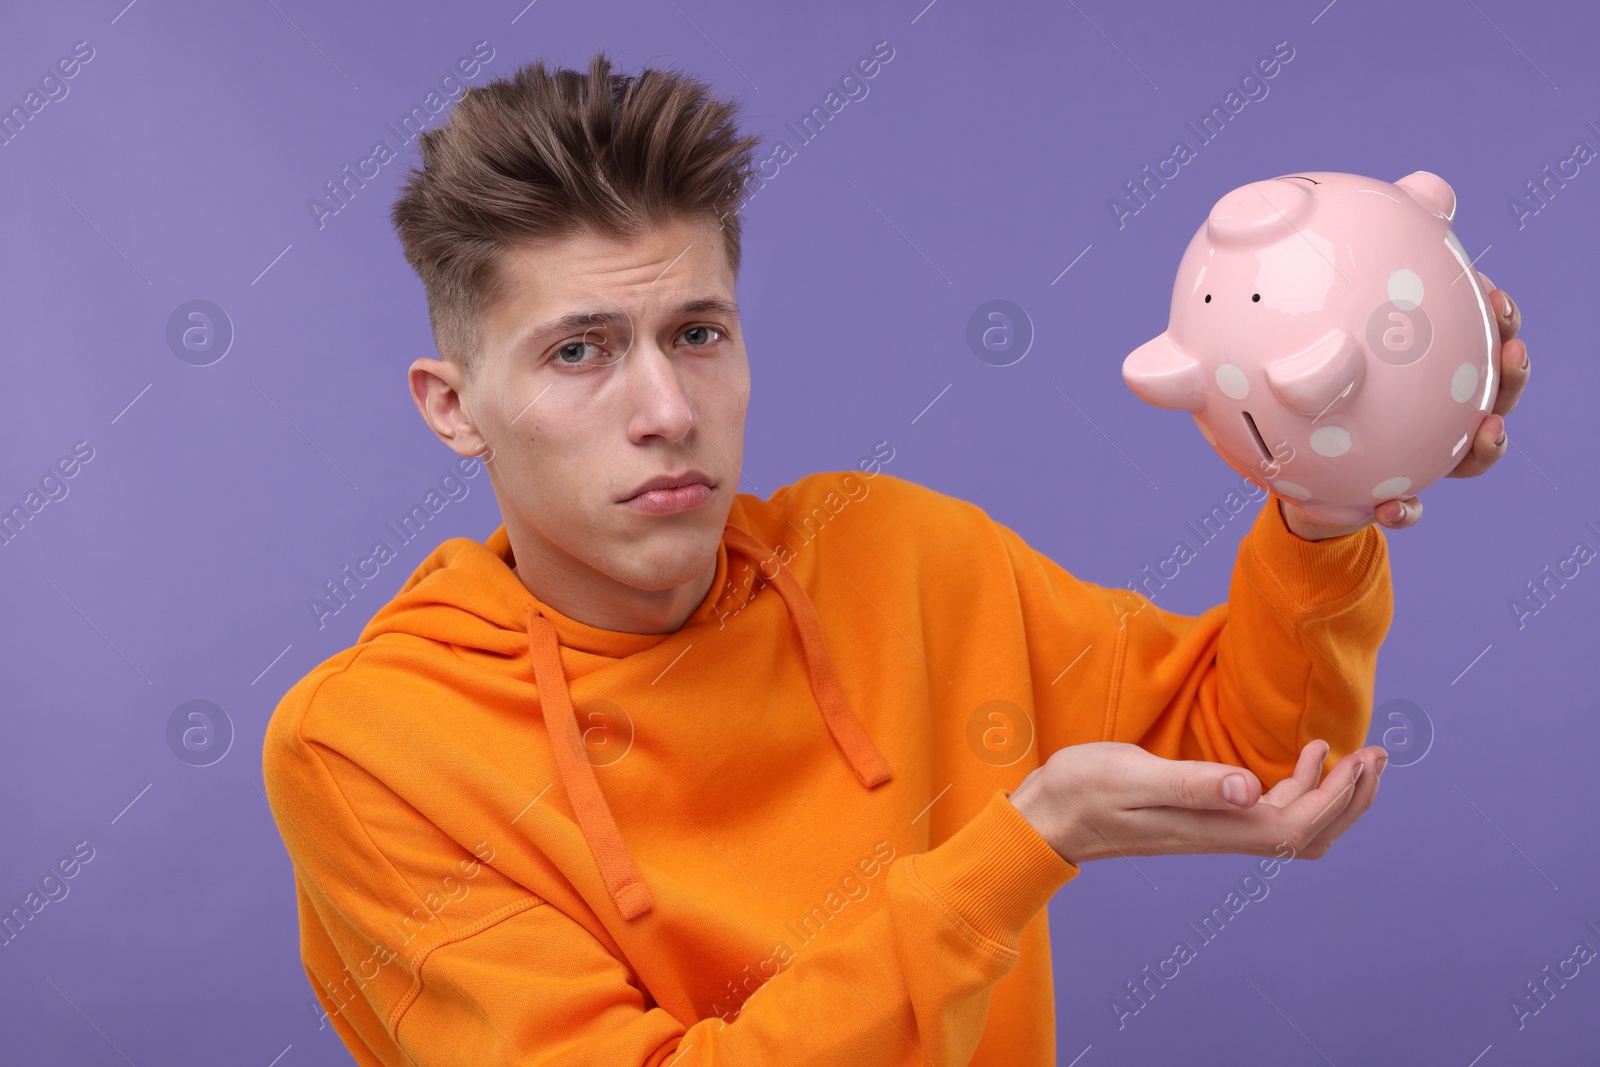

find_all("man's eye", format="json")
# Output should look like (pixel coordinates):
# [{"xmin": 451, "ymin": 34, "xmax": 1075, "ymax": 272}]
[
  {"xmin": 552, "ymin": 340, "xmax": 610, "ymax": 367},
  {"xmin": 683, "ymin": 325, "xmax": 724, "ymax": 347}
]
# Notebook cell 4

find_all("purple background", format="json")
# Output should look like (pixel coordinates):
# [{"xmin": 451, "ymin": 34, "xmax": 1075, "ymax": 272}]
[{"xmin": 2, "ymin": 0, "xmax": 1595, "ymax": 1063}]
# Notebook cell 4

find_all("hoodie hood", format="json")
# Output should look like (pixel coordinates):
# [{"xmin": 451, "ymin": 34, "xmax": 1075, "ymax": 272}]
[{"xmin": 357, "ymin": 500, "xmax": 893, "ymax": 921}]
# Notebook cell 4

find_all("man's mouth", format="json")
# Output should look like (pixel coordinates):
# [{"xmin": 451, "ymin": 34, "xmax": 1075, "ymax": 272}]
[
  {"xmin": 619, "ymin": 471, "xmax": 716, "ymax": 514},
  {"xmin": 620, "ymin": 470, "xmax": 715, "ymax": 501}
]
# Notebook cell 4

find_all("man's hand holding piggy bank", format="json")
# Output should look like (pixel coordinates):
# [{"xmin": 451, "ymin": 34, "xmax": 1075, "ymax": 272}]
[{"xmin": 1123, "ymin": 170, "xmax": 1533, "ymax": 542}]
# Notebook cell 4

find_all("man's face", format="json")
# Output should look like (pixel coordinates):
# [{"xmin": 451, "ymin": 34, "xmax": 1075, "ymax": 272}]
[{"xmin": 462, "ymin": 215, "xmax": 750, "ymax": 595}]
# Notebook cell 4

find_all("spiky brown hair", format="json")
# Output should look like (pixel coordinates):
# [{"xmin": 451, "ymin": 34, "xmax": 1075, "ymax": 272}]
[{"xmin": 389, "ymin": 50, "xmax": 761, "ymax": 376}]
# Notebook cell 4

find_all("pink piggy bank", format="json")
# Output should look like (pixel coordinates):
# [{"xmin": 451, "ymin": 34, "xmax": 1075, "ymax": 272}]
[{"xmin": 1123, "ymin": 170, "xmax": 1501, "ymax": 527}]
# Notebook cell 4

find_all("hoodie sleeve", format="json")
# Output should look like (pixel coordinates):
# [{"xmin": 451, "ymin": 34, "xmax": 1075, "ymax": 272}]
[
  {"xmin": 266, "ymin": 677, "xmax": 1080, "ymax": 1067},
  {"xmin": 1001, "ymin": 497, "xmax": 1392, "ymax": 788}
]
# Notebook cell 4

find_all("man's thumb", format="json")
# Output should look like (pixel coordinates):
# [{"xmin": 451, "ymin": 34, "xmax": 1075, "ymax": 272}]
[
  {"xmin": 1219, "ymin": 771, "xmax": 1259, "ymax": 808},
  {"xmin": 1170, "ymin": 764, "xmax": 1260, "ymax": 809}
]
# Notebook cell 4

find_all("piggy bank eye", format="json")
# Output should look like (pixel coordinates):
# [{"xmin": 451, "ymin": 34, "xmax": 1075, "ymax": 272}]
[
  {"xmin": 1204, "ymin": 294, "xmax": 1211, "ymax": 303},
  {"xmin": 1252, "ymin": 293, "xmax": 1260, "ymax": 302}
]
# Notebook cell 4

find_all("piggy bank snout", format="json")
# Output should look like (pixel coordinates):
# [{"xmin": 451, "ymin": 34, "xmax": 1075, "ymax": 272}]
[{"xmin": 1207, "ymin": 178, "xmax": 1313, "ymax": 246}]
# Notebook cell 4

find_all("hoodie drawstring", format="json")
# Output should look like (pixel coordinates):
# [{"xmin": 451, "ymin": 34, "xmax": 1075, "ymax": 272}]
[
  {"xmin": 721, "ymin": 525, "xmax": 893, "ymax": 789},
  {"xmin": 525, "ymin": 605, "xmax": 656, "ymax": 920},
  {"xmin": 523, "ymin": 521, "xmax": 893, "ymax": 921}
]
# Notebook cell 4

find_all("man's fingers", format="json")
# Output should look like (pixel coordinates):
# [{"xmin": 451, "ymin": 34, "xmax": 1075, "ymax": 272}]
[
  {"xmin": 1090, "ymin": 741, "xmax": 1385, "ymax": 861},
  {"xmin": 1475, "ymin": 275, "xmax": 1519, "ymax": 342},
  {"xmin": 1374, "ymin": 495, "xmax": 1423, "ymax": 529},
  {"xmin": 1493, "ymin": 288, "xmax": 1520, "ymax": 343},
  {"xmin": 1260, "ymin": 739, "xmax": 1330, "ymax": 808},
  {"xmin": 1491, "ymin": 337, "xmax": 1529, "ymax": 417},
  {"xmin": 1287, "ymin": 753, "xmax": 1368, "ymax": 846},
  {"xmin": 1158, "ymin": 760, "xmax": 1264, "ymax": 811},
  {"xmin": 1117, "ymin": 753, "xmax": 1359, "ymax": 859},
  {"xmin": 1303, "ymin": 748, "xmax": 1386, "ymax": 854},
  {"xmin": 1445, "ymin": 333, "xmax": 1528, "ymax": 479},
  {"xmin": 1161, "ymin": 738, "xmax": 1336, "ymax": 814},
  {"xmin": 1446, "ymin": 411, "xmax": 1510, "ymax": 479}
]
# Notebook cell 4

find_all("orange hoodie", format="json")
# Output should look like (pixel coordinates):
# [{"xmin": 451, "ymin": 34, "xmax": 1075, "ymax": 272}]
[{"xmin": 263, "ymin": 469, "xmax": 1391, "ymax": 1066}]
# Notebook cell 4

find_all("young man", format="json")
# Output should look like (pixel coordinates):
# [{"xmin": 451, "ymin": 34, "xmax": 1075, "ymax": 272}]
[{"xmin": 262, "ymin": 51, "xmax": 1529, "ymax": 1066}]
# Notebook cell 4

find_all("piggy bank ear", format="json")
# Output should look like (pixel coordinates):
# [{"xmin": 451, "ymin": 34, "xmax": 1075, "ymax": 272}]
[
  {"xmin": 1264, "ymin": 328, "xmax": 1366, "ymax": 417},
  {"xmin": 1123, "ymin": 333, "xmax": 1206, "ymax": 411},
  {"xmin": 1394, "ymin": 170, "xmax": 1456, "ymax": 222}
]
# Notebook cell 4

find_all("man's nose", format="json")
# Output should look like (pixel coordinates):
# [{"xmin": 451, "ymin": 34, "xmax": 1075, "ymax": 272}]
[{"xmin": 624, "ymin": 339, "xmax": 697, "ymax": 443}]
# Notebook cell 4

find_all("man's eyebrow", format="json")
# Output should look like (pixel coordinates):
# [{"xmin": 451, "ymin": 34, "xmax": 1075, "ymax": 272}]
[
  {"xmin": 516, "ymin": 298, "xmax": 739, "ymax": 349},
  {"xmin": 675, "ymin": 297, "xmax": 740, "ymax": 318}
]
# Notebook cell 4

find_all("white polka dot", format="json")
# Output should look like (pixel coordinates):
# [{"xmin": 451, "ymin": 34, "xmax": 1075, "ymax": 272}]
[
  {"xmin": 1451, "ymin": 430, "xmax": 1470, "ymax": 456},
  {"xmin": 1309, "ymin": 426, "xmax": 1351, "ymax": 457},
  {"xmin": 1273, "ymin": 479, "xmax": 1312, "ymax": 500},
  {"xmin": 1451, "ymin": 362, "xmax": 1479, "ymax": 403},
  {"xmin": 1215, "ymin": 363, "xmax": 1249, "ymax": 400},
  {"xmin": 1372, "ymin": 476, "xmax": 1412, "ymax": 498},
  {"xmin": 1193, "ymin": 414, "xmax": 1217, "ymax": 446},
  {"xmin": 1388, "ymin": 269, "xmax": 1424, "ymax": 311}
]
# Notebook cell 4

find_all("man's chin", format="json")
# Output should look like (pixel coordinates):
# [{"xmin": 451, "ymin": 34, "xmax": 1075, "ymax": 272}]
[{"xmin": 609, "ymin": 527, "xmax": 723, "ymax": 592}]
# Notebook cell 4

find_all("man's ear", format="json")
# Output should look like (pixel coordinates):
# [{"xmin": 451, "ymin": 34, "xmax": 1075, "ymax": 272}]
[{"xmin": 408, "ymin": 355, "xmax": 487, "ymax": 460}]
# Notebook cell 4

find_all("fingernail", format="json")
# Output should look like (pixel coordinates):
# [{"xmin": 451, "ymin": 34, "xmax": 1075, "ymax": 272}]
[
  {"xmin": 1223, "ymin": 774, "xmax": 1248, "ymax": 806},
  {"xmin": 1352, "ymin": 760, "xmax": 1365, "ymax": 785},
  {"xmin": 1494, "ymin": 427, "xmax": 1507, "ymax": 447},
  {"xmin": 1376, "ymin": 755, "xmax": 1389, "ymax": 780},
  {"xmin": 1499, "ymin": 293, "xmax": 1515, "ymax": 320},
  {"xmin": 1521, "ymin": 350, "xmax": 1530, "ymax": 371}
]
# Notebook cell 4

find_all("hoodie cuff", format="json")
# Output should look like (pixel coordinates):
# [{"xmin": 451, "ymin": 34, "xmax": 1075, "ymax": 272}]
[
  {"xmin": 903, "ymin": 788, "xmax": 1079, "ymax": 953},
  {"xmin": 1248, "ymin": 497, "xmax": 1389, "ymax": 615}
]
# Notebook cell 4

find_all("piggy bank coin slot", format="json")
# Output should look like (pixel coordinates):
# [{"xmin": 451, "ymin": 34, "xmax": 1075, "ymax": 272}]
[{"xmin": 1240, "ymin": 409, "xmax": 1273, "ymax": 462}]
